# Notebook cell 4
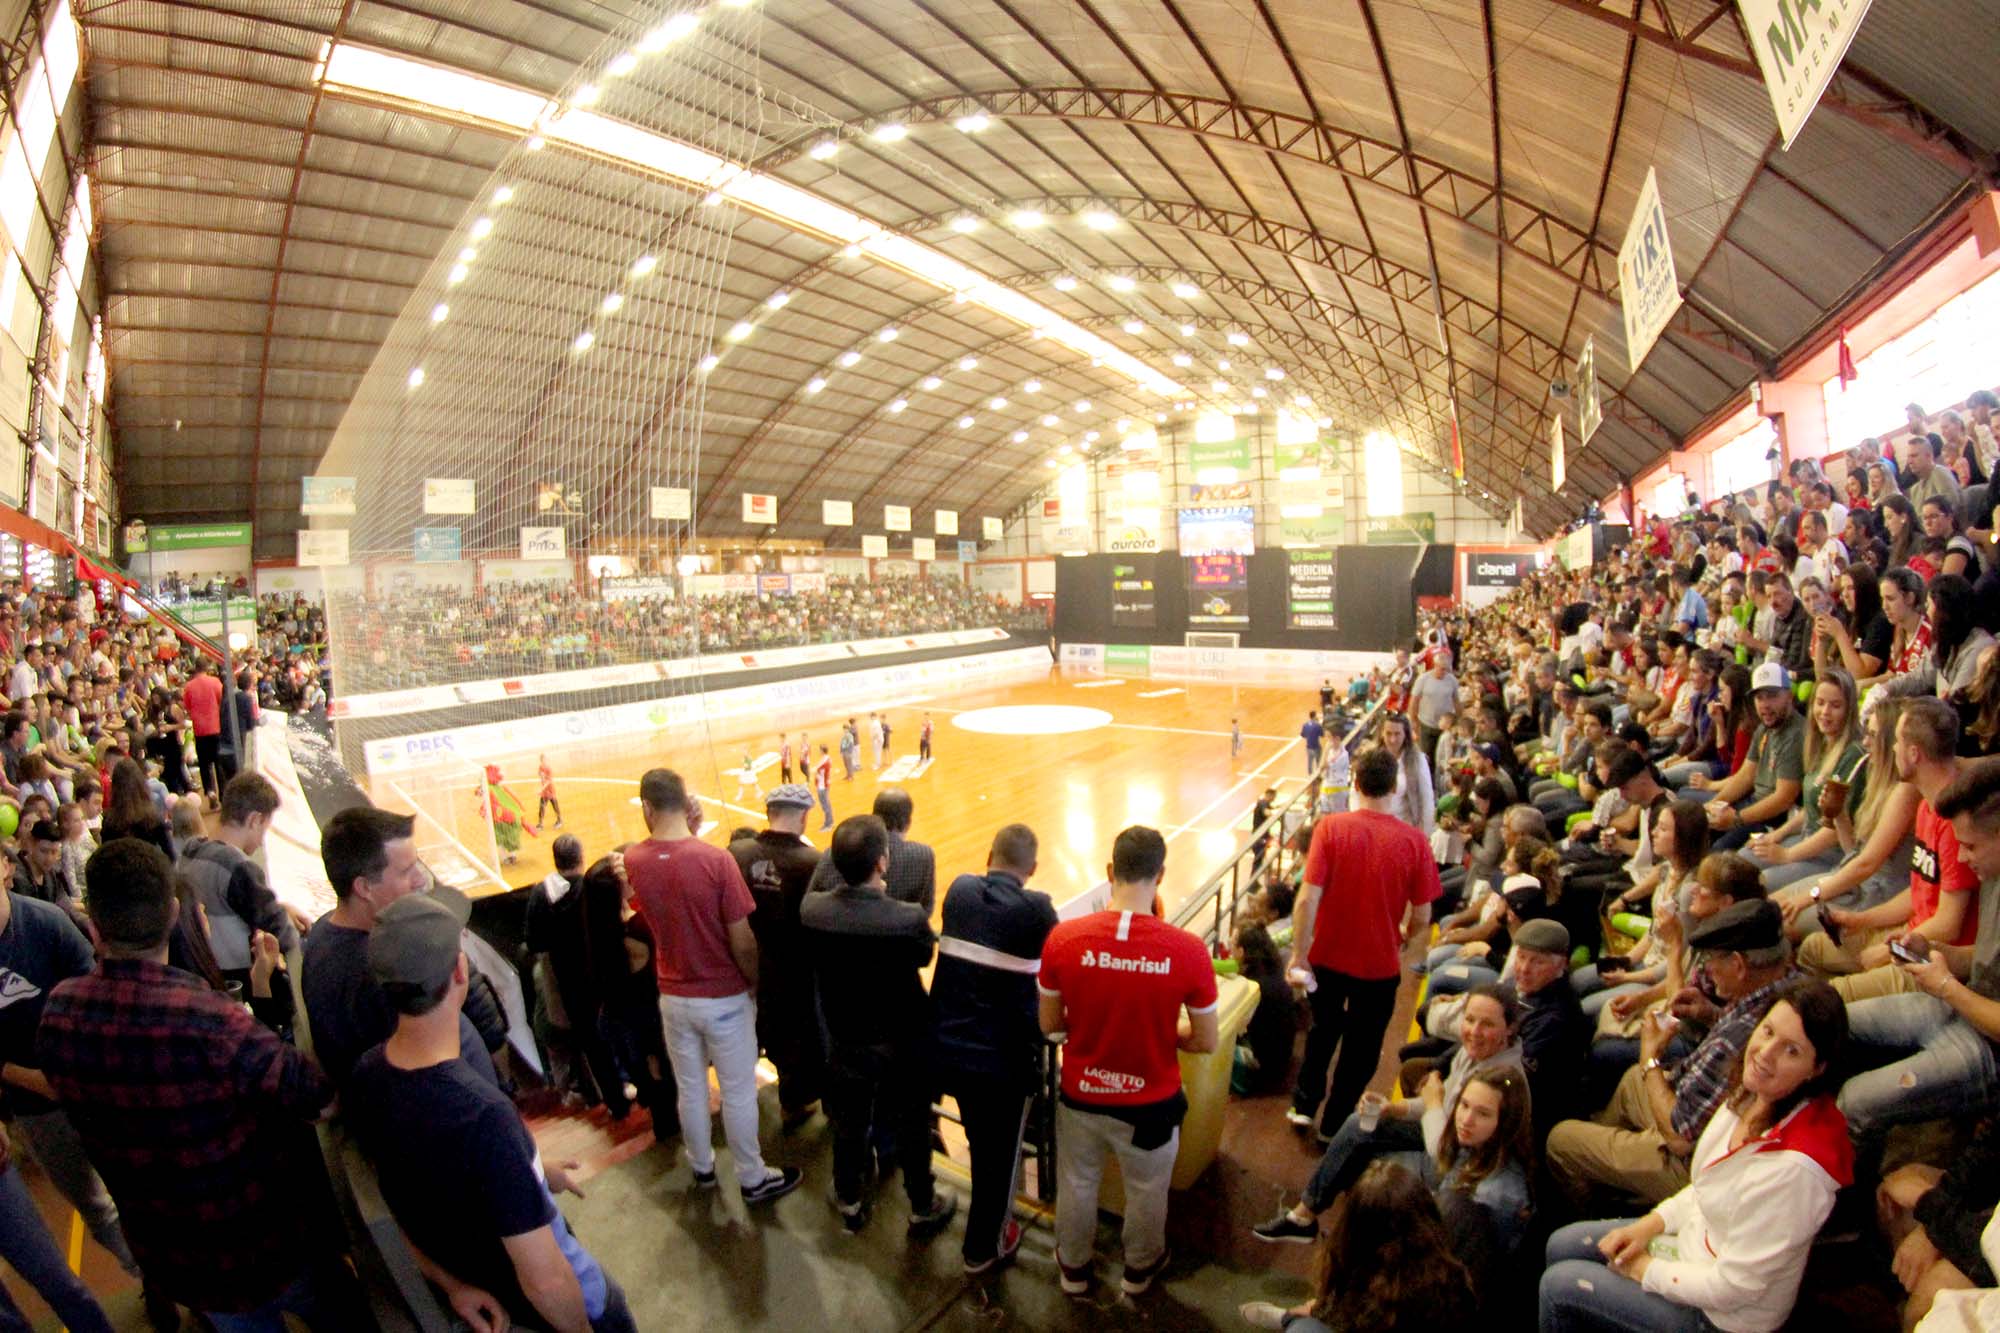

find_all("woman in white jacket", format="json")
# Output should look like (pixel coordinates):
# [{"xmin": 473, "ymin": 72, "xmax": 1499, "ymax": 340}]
[
  {"xmin": 1379, "ymin": 711, "xmax": 1436, "ymax": 838},
  {"xmin": 1538, "ymin": 980, "xmax": 1852, "ymax": 1333}
]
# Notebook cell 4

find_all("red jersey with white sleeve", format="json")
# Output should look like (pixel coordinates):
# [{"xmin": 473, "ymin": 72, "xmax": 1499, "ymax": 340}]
[
  {"xmin": 812, "ymin": 754, "xmax": 831, "ymax": 791},
  {"xmin": 1302, "ymin": 809, "xmax": 1441, "ymax": 979},
  {"xmin": 1038, "ymin": 909, "xmax": 1217, "ymax": 1108}
]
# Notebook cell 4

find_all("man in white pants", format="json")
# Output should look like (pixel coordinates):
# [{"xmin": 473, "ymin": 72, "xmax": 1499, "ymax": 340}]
[
  {"xmin": 625, "ymin": 768, "xmax": 801, "ymax": 1205},
  {"xmin": 1038, "ymin": 826, "xmax": 1218, "ymax": 1298}
]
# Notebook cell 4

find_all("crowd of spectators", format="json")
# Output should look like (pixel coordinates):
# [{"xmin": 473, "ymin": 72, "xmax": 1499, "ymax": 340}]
[
  {"xmin": 323, "ymin": 576, "xmax": 1031, "ymax": 694},
  {"xmin": 1228, "ymin": 408, "xmax": 2000, "ymax": 1332}
]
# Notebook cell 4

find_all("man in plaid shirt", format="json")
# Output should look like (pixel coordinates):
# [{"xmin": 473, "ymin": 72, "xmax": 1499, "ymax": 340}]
[
  {"xmin": 35, "ymin": 838, "xmax": 363, "ymax": 1330},
  {"xmin": 1545, "ymin": 898, "xmax": 1799, "ymax": 1210}
]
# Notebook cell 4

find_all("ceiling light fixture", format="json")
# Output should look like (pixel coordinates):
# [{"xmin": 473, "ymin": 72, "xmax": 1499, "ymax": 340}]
[
  {"xmin": 430, "ymin": 302, "xmax": 448, "ymax": 323},
  {"xmin": 840, "ymin": 241, "xmax": 863, "ymax": 258},
  {"xmin": 631, "ymin": 254, "xmax": 658, "ymax": 277},
  {"xmin": 570, "ymin": 83, "xmax": 601, "ymax": 108},
  {"xmin": 1226, "ymin": 330, "xmax": 1249, "ymax": 346},
  {"xmin": 921, "ymin": 376, "xmax": 942, "ymax": 390},
  {"xmin": 1081, "ymin": 209, "xmax": 1117, "ymax": 230},
  {"xmin": 1024, "ymin": 379, "xmax": 1041, "ymax": 393},
  {"xmin": 1108, "ymin": 274, "xmax": 1136, "ymax": 292},
  {"xmin": 871, "ymin": 122, "xmax": 908, "ymax": 143},
  {"xmin": 1171, "ymin": 353, "xmax": 1192, "ymax": 367},
  {"xmin": 639, "ymin": 13, "xmax": 700, "ymax": 51},
  {"xmin": 457, "ymin": 247, "xmax": 477, "ymax": 263},
  {"xmin": 954, "ymin": 113, "xmax": 990, "ymax": 133},
  {"xmin": 573, "ymin": 330, "xmax": 596, "ymax": 352},
  {"xmin": 950, "ymin": 215, "xmax": 980, "ymax": 233},
  {"xmin": 958, "ymin": 416, "xmax": 975, "ymax": 428},
  {"xmin": 809, "ymin": 139, "xmax": 839, "ymax": 160},
  {"xmin": 698, "ymin": 354, "xmax": 720, "ymax": 373},
  {"xmin": 1074, "ymin": 400, "xmax": 1091, "ymax": 412},
  {"xmin": 1123, "ymin": 319, "xmax": 1144, "ymax": 334},
  {"xmin": 805, "ymin": 377, "xmax": 826, "ymax": 394},
  {"xmin": 1010, "ymin": 209, "xmax": 1045, "ymax": 228},
  {"xmin": 1042, "ymin": 414, "xmax": 1059, "ymax": 427},
  {"xmin": 491, "ymin": 185, "xmax": 514, "ymax": 206},
  {"xmin": 1171, "ymin": 282, "xmax": 1198, "ymax": 299},
  {"xmin": 1012, "ymin": 430, "xmax": 1029, "ymax": 443},
  {"xmin": 990, "ymin": 396, "xmax": 1008, "ymax": 410},
  {"xmin": 838, "ymin": 350, "xmax": 862, "ymax": 367},
  {"xmin": 727, "ymin": 321, "xmax": 753, "ymax": 341},
  {"xmin": 876, "ymin": 326, "xmax": 898, "ymax": 342},
  {"xmin": 888, "ymin": 398, "xmax": 907, "ymax": 413},
  {"xmin": 959, "ymin": 356, "xmax": 978, "ymax": 371},
  {"xmin": 607, "ymin": 51, "xmax": 639, "ymax": 78},
  {"xmin": 766, "ymin": 290, "xmax": 791, "ymax": 309},
  {"xmin": 1180, "ymin": 324, "xmax": 1196, "ymax": 337},
  {"xmin": 1265, "ymin": 367, "xmax": 1285, "ymax": 380},
  {"xmin": 407, "ymin": 366, "xmax": 425, "ymax": 389},
  {"xmin": 601, "ymin": 292, "xmax": 625, "ymax": 313},
  {"xmin": 447, "ymin": 263, "xmax": 468, "ymax": 285}
]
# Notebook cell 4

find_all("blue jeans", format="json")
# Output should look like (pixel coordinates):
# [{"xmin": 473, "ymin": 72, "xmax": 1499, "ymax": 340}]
[
  {"xmin": 1540, "ymin": 1219, "xmax": 1718, "ymax": 1332},
  {"xmin": 1838, "ymin": 993, "xmax": 2000, "ymax": 1137},
  {"xmin": 1428, "ymin": 959, "xmax": 1499, "ymax": 998},
  {"xmin": 1305, "ymin": 745, "xmax": 1321, "ymax": 775},
  {"xmin": 0, "ymin": 1159, "xmax": 113, "ymax": 1333},
  {"xmin": 1581, "ymin": 980, "xmax": 1649, "ymax": 1021},
  {"xmin": 202, "ymin": 1257, "xmax": 365, "ymax": 1333},
  {"xmin": 816, "ymin": 787, "xmax": 833, "ymax": 829},
  {"xmin": 1302, "ymin": 1110, "xmax": 1425, "ymax": 1212}
]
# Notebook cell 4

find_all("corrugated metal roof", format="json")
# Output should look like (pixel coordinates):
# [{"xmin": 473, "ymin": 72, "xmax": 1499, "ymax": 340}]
[{"xmin": 81, "ymin": 0, "xmax": 1998, "ymax": 546}]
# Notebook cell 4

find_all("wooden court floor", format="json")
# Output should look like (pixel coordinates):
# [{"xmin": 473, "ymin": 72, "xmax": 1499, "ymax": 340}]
[{"xmin": 366, "ymin": 661, "xmax": 1336, "ymax": 920}]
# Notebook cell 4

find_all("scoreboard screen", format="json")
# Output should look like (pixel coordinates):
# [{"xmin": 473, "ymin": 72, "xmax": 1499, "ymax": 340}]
[{"xmin": 1187, "ymin": 553, "xmax": 1249, "ymax": 624}]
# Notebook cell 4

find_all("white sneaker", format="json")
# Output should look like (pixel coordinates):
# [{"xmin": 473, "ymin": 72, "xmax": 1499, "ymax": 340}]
[
  {"xmin": 1283, "ymin": 1108, "xmax": 1314, "ymax": 1129},
  {"xmin": 1239, "ymin": 1301, "xmax": 1290, "ymax": 1329}
]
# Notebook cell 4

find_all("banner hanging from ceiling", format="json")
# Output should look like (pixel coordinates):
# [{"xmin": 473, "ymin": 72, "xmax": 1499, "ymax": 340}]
[
  {"xmin": 1617, "ymin": 167, "xmax": 1682, "ymax": 373},
  {"xmin": 1740, "ymin": 0, "xmax": 1877, "ymax": 148}
]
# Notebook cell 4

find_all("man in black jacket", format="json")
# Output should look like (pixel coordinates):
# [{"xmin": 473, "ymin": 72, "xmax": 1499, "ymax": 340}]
[
  {"xmin": 525, "ymin": 834, "xmax": 629, "ymax": 1118},
  {"xmin": 1507, "ymin": 919, "xmax": 1590, "ymax": 1138},
  {"xmin": 930, "ymin": 824, "xmax": 1057, "ymax": 1274},
  {"xmin": 806, "ymin": 787, "xmax": 936, "ymax": 914},
  {"xmin": 728, "ymin": 785, "xmax": 826, "ymax": 1129},
  {"xmin": 801, "ymin": 815, "xmax": 954, "ymax": 1238}
]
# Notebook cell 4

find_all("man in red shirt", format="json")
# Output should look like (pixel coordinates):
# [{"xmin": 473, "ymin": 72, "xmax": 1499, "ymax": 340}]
[
  {"xmin": 1287, "ymin": 744, "xmax": 1440, "ymax": 1138},
  {"xmin": 1038, "ymin": 826, "xmax": 1217, "ymax": 1299},
  {"xmin": 1818, "ymin": 697, "xmax": 1978, "ymax": 997},
  {"xmin": 625, "ymin": 768, "xmax": 800, "ymax": 1205},
  {"xmin": 181, "ymin": 661, "xmax": 225, "ymax": 806}
]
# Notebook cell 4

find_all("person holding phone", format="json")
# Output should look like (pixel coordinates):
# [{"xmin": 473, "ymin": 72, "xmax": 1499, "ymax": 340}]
[
  {"xmin": 1540, "ymin": 981, "xmax": 1851, "ymax": 1333},
  {"xmin": 1743, "ymin": 670, "xmax": 1865, "ymax": 890}
]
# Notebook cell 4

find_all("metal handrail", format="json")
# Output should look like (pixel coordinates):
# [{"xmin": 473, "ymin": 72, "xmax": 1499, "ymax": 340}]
[{"xmin": 1170, "ymin": 677, "xmax": 1405, "ymax": 948}]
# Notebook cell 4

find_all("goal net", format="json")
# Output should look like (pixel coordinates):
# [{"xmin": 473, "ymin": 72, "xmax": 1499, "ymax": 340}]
[{"xmin": 378, "ymin": 755, "xmax": 505, "ymax": 894}]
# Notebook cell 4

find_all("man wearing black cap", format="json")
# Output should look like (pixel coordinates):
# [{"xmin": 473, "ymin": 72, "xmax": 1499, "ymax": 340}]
[
  {"xmin": 1508, "ymin": 918, "xmax": 1589, "ymax": 1133},
  {"xmin": 346, "ymin": 893, "xmax": 636, "ymax": 1333},
  {"xmin": 729, "ymin": 784, "xmax": 826, "ymax": 1130},
  {"xmin": 1546, "ymin": 898, "xmax": 1798, "ymax": 1208}
]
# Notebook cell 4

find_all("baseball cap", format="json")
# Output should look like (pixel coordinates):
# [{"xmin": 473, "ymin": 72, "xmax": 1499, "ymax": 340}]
[
  {"xmin": 1687, "ymin": 898, "xmax": 1783, "ymax": 954},
  {"xmin": 367, "ymin": 886, "xmax": 472, "ymax": 1012},
  {"xmin": 1474, "ymin": 742, "xmax": 1507, "ymax": 766},
  {"xmin": 1750, "ymin": 661, "xmax": 1791, "ymax": 695},
  {"xmin": 1512, "ymin": 918, "xmax": 1571, "ymax": 956},
  {"xmin": 765, "ymin": 783, "xmax": 813, "ymax": 811}
]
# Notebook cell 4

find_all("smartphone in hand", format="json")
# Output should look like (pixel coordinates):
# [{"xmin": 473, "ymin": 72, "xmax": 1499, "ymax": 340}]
[{"xmin": 1888, "ymin": 936, "xmax": 1932, "ymax": 966}]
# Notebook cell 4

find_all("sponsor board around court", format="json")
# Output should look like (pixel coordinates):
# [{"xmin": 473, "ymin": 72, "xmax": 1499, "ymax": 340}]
[
  {"xmin": 1060, "ymin": 642, "xmax": 1392, "ymax": 679},
  {"xmin": 363, "ymin": 644, "xmax": 1049, "ymax": 773}
]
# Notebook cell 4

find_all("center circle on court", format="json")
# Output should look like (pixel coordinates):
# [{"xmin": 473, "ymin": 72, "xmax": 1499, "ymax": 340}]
[{"xmin": 951, "ymin": 705, "xmax": 1113, "ymax": 736}]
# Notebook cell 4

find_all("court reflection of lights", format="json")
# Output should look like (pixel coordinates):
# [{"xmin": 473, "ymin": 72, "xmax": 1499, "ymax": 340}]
[
  {"xmin": 1197, "ymin": 828, "xmax": 1238, "ymax": 865},
  {"xmin": 1126, "ymin": 786, "xmax": 1165, "ymax": 826}
]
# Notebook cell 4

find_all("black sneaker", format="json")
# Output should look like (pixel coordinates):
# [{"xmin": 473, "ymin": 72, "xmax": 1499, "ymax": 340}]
[
  {"xmin": 691, "ymin": 1166, "xmax": 718, "ymax": 1189},
  {"xmin": 1121, "ymin": 1247, "xmax": 1171, "ymax": 1296},
  {"xmin": 742, "ymin": 1166, "xmax": 803, "ymax": 1204},
  {"xmin": 836, "ymin": 1196, "xmax": 869, "ymax": 1233},
  {"xmin": 1252, "ymin": 1210, "xmax": 1318, "ymax": 1244},
  {"xmin": 1058, "ymin": 1253, "xmax": 1095, "ymax": 1298},
  {"xmin": 965, "ymin": 1219, "xmax": 1024, "ymax": 1275},
  {"xmin": 907, "ymin": 1191, "xmax": 957, "ymax": 1239}
]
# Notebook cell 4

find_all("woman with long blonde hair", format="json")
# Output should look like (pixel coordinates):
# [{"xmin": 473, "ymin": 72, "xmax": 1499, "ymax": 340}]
[
  {"xmin": 1772, "ymin": 696, "xmax": 1921, "ymax": 939},
  {"xmin": 1744, "ymin": 668, "xmax": 1865, "ymax": 890}
]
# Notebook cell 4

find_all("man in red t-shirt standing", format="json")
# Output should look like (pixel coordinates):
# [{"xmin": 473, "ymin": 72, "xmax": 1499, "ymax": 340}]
[
  {"xmin": 626, "ymin": 768, "xmax": 801, "ymax": 1205},
  {"xmin": 181, "ymin": 661, "xmax": 225, "ymax": 806},
  {"xmin": 1038, "ymin": 826, "xmax": 1217, "ymax": 1299},
  {"xmin": 1287, "ymin": 745, "xmax": 1440, "ymax": 1138}
]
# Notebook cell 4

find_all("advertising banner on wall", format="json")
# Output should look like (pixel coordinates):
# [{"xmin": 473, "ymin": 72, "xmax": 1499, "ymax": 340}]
[
  {"xmin": 521, "ymin": 526, "xmax": 566, "ymax": 560},
  {"xmin": 1111, "ymin": 556, "xmax": 1157, "ymax": 628},
  {"xmin": 297, "ymin": 528, "xmax": 349, "ymax": 567},
  {"xmin": 1106, "ymin": 508, "xmax": 1161, "ymax": 554},
  {"xmin": 742, "ymin": 493, "xmax": 777, "ymax": 524},
  {"xmin": 1189, "ymin": 481, "xmax": 1251, "ymax": 504},
  {"xmin": 957, "ymin": 540, "xmax": 977, "ymax": 562},
  {"xmin": 650, "ymin": 486, "xmax": 690, "ymax": 520},
  {"xmin": 1188, "ymin": 430, "xmax": 1251, "ymax": 480},
  {"xmin": 601, "ymin": 576, "xmax": 677, "ymax": 600},
  {"xmin": 126, "ymin": 522, "xmax": 252, "ymax": 553},
  {"xmin": 1363, "ymin": 512, "xmax": 1435, "ymax": 545},
  {"xmin": 424, "ymin": 478, "xmax": 475, "ymax": 514},
  {"xmin": 1617, "ymin": 167, "xmax": 1683, "ymax": 373},
  {"xmin": 1187, "ymin": 552, "xmax": 1249, "ymax": 624},
  {"xmin": 1286, "ymin": 549, "xmax": 1338, "ymax": 629},
  {"xmin": 1177, "ymin": 506, "xmax": 1255, "ymax": 556},
  {"xmin": 301, "ymin": 476, "xmax": 356, "ymax": 515},
  {"xmin": 1281, "ymin": 510, "xmax": 1345, "ymax": 546},
  {"xmin": 1462, "ymin": 550, "xmax": 1539, "ymax": 609},
  {"xmin": 1740, "ymin": 0, "xmax": 1875, "ymax": 147},
  {"xmin": 413, "ymin": 527, "xmax": 461, "ymax": 563}
]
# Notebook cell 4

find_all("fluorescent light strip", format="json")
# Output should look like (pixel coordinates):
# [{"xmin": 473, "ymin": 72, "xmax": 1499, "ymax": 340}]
[{"xmin": 317, "ymin": 41, "xmax": 1184, "ymax": 399}]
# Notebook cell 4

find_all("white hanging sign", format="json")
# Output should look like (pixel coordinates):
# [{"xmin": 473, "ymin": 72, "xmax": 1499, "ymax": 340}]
[
  {"xmin": 521, "ymin": 526, "xmax": 566, "ymax": 560},
  {"xmin": 1576, "ymin": 337, "xmax": 1602, "ymax": 448},
  {"xmin": 862, "ymin": 534, "xmax": 888, "ymax": 558},
  {"xmin": 423, "ymin": 478, "xmax": 475, "ymax": 514},
  {"xmin": 297, "ymin": 528, "xmax": 349, "ymax": 567},
  {"xmin": 934, "ymin": 509, "xmax": 958, "ymax": 536},
  {"xmin": 982, "ymin": 516, "xmax": 1004, "ymax": 541},
  {"xmin": 650, "ymin": 487, "xmax": 690, "ymax": 520},
  {"xmin": 912, "ymin": 537, "xmax": 936, "ymax": 561},
  {"xmin": 823, "ymin": 499, "xmax": 853, "ymax": 526},
  {"xmin": 1739, "ymin": 0, "xmax": 1877, "ymax": 149},
  {"xmin": 1550, "ymin": 413, "xmax": 1566, "ymax": 493},
  {"xmin": 1617, "ymin": 168, "xmax": 1682, "ymax": 373},
  {"xmin": 884, "ymin": 504, "xmax": 911, "ymax": 532}
]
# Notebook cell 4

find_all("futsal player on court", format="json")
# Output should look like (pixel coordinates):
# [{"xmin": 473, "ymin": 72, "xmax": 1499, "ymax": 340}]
[
  {"xmin": 919, "ymin": 714, "xmax": 934, "ymax": 764},
  {"xmin": 536, "ymin": 754, "xmax": 562, "ymax": 830},
  {"xmin": 812, "ymin": 746, "xmax": 834, "ymax": 831},
  {"xmin": 780, "ymin": 735, "xmax": 794, "ymax": 784}
]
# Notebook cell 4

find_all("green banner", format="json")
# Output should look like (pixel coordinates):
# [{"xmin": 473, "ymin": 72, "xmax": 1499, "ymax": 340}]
[
  {"xmin": 175, "ymin": 597, "xmax": 259, "ymax": 630},
  {"xmin": 1363, "ymin": 512, "xmax": 1435, "ymax": 545},
  {"xmin": 1104, "ymin": 644, "xmax": 1152, "ymax": 670},
  {"xmin": 125, "ymin": 521, "xmax": 252, "ymax": 553},
  {"xmin": 1273, "ymin": 438, "xmax": 1321, "ymax": 472},
  {"xmin": 1281, "ymin": 510, "xmax": 1345, "ymax": 545},
  {"xmin": 1187, "ymin": 432, "xmax": 1250, "ymax": 477}
]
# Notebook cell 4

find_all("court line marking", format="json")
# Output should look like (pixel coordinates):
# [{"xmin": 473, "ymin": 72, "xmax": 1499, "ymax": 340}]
[{"xmin": 1166, "ymin": 737, "xmax": 1299, "ymax": 845}]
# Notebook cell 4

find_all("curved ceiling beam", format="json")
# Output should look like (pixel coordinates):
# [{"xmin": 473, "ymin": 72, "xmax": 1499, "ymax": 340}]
[{"xmin": 901, "ymin": 198, "xmax": 1699, "ymax": 438}]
